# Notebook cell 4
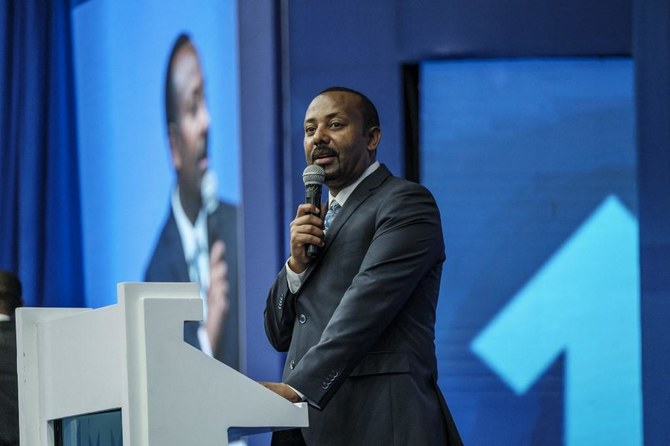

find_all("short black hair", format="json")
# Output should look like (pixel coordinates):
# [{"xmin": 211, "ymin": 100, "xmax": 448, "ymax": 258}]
[
  {"xmin": 0, "ymin": 270, "xmax": 23, "ymax": 315},
  {"xmin": 164, "ymin": 33, "xmax": 193, "ymax": 129},
  {"xmin": 318, "ymin": 86, "xmax": 380, "ymax": 134}
]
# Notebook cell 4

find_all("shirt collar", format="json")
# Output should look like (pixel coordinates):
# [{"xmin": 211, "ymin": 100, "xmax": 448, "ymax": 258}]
[
  {"xmin": 329, "ymin": 161, "xmax": 380, "ymax": 207},
  {"xmin": 171, "ymin": 185, "xmax": 209, "ymax": 262}
]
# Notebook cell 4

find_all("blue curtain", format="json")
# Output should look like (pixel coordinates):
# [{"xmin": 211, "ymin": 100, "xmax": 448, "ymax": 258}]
[{"xmin": 0, "ymin": 0, "xmax": 84, "ymax": 308}]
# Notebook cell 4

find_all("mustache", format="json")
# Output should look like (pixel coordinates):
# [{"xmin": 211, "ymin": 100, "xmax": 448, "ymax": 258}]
[{"xmin": 311, "ymin": 145, "xmax": 338, "ymax": 163}]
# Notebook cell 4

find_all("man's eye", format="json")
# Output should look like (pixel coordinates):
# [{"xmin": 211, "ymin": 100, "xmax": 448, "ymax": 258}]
[
  {"xmin": 330, "ymin": 122, "xmax": 342, "ymax": 128},
  {"xmin": 305, "ymin": 127, "xmax": 316, "ymax": 134}
]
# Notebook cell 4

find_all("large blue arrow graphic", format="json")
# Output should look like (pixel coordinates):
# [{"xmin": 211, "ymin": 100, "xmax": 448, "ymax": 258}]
[{"xmin": 471, "ymin": 195, "xmax": 642, "ymax": 445}]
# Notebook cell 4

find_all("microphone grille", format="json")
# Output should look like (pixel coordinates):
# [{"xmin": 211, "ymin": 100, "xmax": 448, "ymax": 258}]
[
  {"xmin": 302, "ymin": 164, "xmax": 325, "ymax": 185},
  {"xmin": 201, "ymin": 169, "xmax": 219, "ymax": 215}
]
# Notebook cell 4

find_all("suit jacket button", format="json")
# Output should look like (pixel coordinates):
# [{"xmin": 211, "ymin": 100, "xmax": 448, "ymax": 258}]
[{"xmin": 299, "ymin": 314, "xmax": 307, "ymax": 324}]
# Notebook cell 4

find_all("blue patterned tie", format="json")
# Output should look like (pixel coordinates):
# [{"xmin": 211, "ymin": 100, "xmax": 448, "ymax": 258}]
[{"xmin": 324, "ymin": 200, "xmax": 341, "ymax": 233}]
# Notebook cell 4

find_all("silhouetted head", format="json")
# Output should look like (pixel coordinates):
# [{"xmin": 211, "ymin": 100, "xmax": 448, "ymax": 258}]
[{"xmin": 0, "ymin": 270, "xmax": 23, "ymax": 317}]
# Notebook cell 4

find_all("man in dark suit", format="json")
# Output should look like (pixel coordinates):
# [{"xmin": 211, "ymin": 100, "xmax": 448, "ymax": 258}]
[
  {"xmin": 262, "ymin": 87, "xmax": 462, "ymax": 445},
  {"xmin": 0, "ymin": 270, "xmax": 23, "ymax": 446},
  {"xmin": 144, "ymin": 33, "xmax": 239, "ymax": 370}
]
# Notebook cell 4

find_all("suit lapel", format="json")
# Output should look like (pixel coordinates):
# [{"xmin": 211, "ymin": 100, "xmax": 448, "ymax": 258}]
[{"xmin": 323, "ymin": 164, "xmax": 390, "ymax": 244}]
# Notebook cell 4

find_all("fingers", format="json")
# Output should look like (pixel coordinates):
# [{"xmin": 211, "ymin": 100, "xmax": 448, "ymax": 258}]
[
  {"xmin": 259, "ymin": 382, "xmax": 301, "ymax": 403},
  {"xmin": 207, "ymin": 239, "xmax": 230, "ymax": 313},
  {"xmin": 290, "ymin": 222, "xmax": 324, "ymax": 250},
  {"xmin": 295, "ymin": 203, "xmax": 322, "ymax": 219},
  {"xmin": 292, "ymin": 204, "xmax": 325, "ymax": 236},
  {"xmin": 210, "ymin": 257, "xmax": 229, "ymax": 294},
  {"xmin": 204, "ymin": 240, "xmax": 231, "ymax": 351},
  {"xmin": 210, "ymin": 239, "xmax": 226, "ymax": 263},
  {"xmin": 209, "ymin": 240, "xmax": 229, "ymax": 295},
  {"xmin": 288, "ymin": 204, "xmax": 326, "ymax": 271}
]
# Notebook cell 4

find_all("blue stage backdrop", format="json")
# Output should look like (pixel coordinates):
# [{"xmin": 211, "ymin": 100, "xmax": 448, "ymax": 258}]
[
  {"xmin": 71, "ymin": 0, "xmax": 240, "ymax": 308},
  {"xmin": 422, "ymin": 58, "xmax": 640, "ymax": 445}
]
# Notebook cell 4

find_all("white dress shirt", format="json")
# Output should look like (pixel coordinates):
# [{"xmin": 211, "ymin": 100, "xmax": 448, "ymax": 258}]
[{"xmin": 171, "ymin": 186, "xmax": 213, "ymax": 357}]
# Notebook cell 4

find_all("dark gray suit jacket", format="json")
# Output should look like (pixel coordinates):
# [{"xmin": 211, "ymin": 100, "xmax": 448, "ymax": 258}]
[
  {"xmin": 265, "ymin": 165, "xmax": 462, "ymax": 445},
  {"xmin": 0, "ymin": 320, "xmax": 19, "ymax": 446},
  {"xmin": 145, "ymin": 201, "xmax": 240, "ymax": 370}
]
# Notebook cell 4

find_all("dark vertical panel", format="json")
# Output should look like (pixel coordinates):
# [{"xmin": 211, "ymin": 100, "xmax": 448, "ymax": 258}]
[
  {"xmin": 402, "ymin": 64, "xmax": 420, "ymax": 182},
  {"xmin": 635, "ymin": 0, "xmax": 670, "ymax": 443},
  {"xmin": 238, "ymin": 0, "xmax": 283, "ymax": 384}
]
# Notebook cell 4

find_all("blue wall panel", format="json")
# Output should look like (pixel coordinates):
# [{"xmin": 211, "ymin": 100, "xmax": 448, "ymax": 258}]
[{"xmin": 420, "ymin": 58, "xmax": 639, "ymax": 445}]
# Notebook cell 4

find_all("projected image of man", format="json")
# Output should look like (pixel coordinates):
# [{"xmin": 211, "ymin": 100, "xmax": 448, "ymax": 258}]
[{"xmin": 145, "ymin": 33, "xmax": 239, "ymax": 370}]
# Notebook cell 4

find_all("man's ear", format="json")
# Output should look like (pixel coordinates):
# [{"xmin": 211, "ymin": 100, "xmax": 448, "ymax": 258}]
[
  {"xmin": 367, "ymin": 126, "xmax": 381, "ymax": 152},
  {"xmin": 168, "ymin": 122, "xmax": 182, "ymax": 170}
]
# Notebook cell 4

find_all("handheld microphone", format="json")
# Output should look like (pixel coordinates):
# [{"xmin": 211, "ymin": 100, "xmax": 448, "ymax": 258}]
[
  {"xmin": 302, "ymin": 164, "xmax": 325, "ymax": 257},
  {"xmin": 201, "ymin": 169, "xmax": 222, "ymax": 248},
  {"xmin": 201, "ymin": 169, "xmax": 219, "ymax": 215}
]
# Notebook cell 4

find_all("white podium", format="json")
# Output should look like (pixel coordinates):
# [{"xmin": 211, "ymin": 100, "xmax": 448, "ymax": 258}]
[{"xmin": 15, "ymin": 282, "xmax": 308, "ymax": 445}]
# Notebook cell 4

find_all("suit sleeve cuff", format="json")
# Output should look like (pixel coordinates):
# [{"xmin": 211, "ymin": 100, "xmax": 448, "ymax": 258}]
[{"xmin": 285, "ymin": 383, "xmax": 306, "ymax": 402}]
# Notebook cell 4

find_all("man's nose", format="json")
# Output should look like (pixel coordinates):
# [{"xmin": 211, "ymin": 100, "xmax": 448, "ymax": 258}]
[{"xmin": 312, "ymin": 125, "xmax": 329, "ymax": 145}]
